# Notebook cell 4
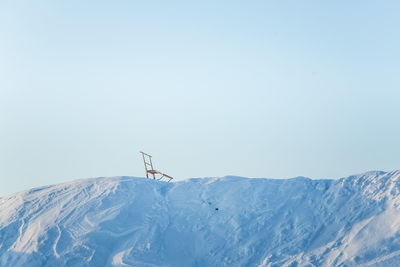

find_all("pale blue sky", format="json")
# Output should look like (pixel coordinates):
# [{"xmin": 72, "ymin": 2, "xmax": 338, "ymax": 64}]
[{"xmin": 1, "ymin": 1, "xmax": 399, "ymax": 196}]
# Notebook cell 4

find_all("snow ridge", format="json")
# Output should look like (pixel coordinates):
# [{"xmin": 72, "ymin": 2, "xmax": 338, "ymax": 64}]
[{"xmin": 1, "ymin": 171, "xmax": 400, "ymax": 266}]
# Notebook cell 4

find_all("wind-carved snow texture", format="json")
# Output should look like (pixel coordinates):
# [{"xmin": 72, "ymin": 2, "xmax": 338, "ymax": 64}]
[{"xmin": 1, "ymin": 171, "xmax": 400, "ymax": 266}]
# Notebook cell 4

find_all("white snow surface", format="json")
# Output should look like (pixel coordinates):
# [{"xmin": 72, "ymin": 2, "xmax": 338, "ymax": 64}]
[{"xmin": 1, "ymin": 170, "xmax": 400, "ymax": 266}]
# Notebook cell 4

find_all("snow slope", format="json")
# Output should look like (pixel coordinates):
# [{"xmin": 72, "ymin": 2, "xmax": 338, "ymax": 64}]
[{"xmin": 1, "ymin": 170, "xmax": 400, "ymax": 266}]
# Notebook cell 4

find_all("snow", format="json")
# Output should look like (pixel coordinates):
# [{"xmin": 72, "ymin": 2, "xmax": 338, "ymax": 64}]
[{"xmin": 1, "ymin": 171, "xmax": 400, "ymax": 266}]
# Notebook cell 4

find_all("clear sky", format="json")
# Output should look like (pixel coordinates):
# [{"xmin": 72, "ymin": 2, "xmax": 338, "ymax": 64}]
[{"xmin": 1, "ymin": 0, "xmax": 399, "ymax": 196}]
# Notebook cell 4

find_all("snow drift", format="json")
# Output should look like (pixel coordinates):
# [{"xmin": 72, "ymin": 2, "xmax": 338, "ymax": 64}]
[{"xmin": 1, "ymin": 170, "xmax": 400, "ymax": 266}]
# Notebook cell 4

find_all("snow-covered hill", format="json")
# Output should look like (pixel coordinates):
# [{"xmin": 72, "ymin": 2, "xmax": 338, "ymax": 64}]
[{"xmin": 1, "ymin": 171, "xmax": 400, "ymax": 266}]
